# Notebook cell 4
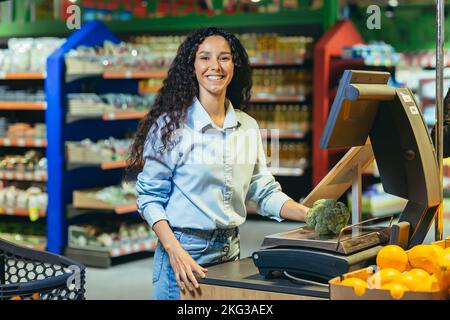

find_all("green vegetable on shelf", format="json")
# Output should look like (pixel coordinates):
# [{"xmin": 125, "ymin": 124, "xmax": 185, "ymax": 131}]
[{"xmin": 305, "ymin": 199, "xmax": 350, "ymax": 235}]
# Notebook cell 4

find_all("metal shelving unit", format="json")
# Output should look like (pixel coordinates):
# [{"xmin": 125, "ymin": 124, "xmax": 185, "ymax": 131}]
[{"xmin": 0, "ymin": 72, "xmax": 48, "ymax": 251}]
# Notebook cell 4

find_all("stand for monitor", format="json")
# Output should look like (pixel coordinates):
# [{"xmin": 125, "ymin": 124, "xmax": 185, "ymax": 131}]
[{"xmin": 302, "ymin": 142, "xmax": 374, "ymax": 225}]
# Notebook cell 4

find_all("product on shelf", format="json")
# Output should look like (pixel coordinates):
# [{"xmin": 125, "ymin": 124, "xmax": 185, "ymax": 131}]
[
  {"xmin": 66, "ymin": 137, "xmax": 131, "ymax": 164},
  {"xmin": 65, "ymin": 39, "xmax": 177, "ymax": 74},
  {"xmin": 252, "ymin": 68, "xmax": 312, "ymax": 97},
  {"xmin": 65, "ymin": 33, "xmax": 313, "ymax": 75},
  {"xmin": 400, "ymin": 50, "xmax": 450, "ymax": 69},
  {"xmin": 68, "ymin": 220, "xmax": 156, "ymax": 253},
  {"xmin": 264, "ymin": 141, "xmax": 310, "ymax": 174},
  {"xmin": 67, "ymin": 93, "xmax": 154, "ymax": 116},
  {"xmin": 0, "ymin": 150, "xmax": 47, "ymax": 173},
  {"xmin": 246, "ymin": 104, "xmax": 310, "ymax": 132},
  {"xmin": 73, "ymin": 181, "xmax": 136, "ymax": 211},
  {"xmin": 0, "ymin": 38, "xmax": 64, "ymax": 73},
  {"xmin": 0, "ymin": 86, "xmax": 46, "ymax": 102},
  {"xmin": 0, "ymin": 222, "xmax": 47, "ymax": 249},
  {"xmin": 2, "ymin": 122, "xmax": 46, "ymax": 139},
  {"xmin": 347, "ymin": 183, "xmax": 407, "ymax": 218},
  {"xmin": 0, "ymin": 185, "xmax": 47, "ymax": 212},
  {"xmin": 342, "ymin": 41, "xmax": 400, "ymax": 67},
  {"xmin": 138, "ymin": 78, "xmax": 164, "ymax": 94},
  {"xmin": 239, "ymin": 34, "xmax": 314, "ymax": 62}
]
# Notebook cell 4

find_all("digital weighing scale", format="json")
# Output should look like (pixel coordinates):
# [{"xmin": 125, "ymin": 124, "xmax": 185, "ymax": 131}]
[{"xmin": 253, "ymin": 70, "xmax": 441, "ymax": 283}]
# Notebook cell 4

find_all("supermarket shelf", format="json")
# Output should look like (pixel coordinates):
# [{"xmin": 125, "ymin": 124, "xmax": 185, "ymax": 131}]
[
  {"xmin": 261, "ymin": 129, "xmax": 309, "ymax": 139},
  {"xmin": 68, "ymin": 203, "xmax": 137, "ymax": 218},
  {"xmin": 66, "ymin": 111, "xmax": 147, "ymax": 122},
  {"xmin": 0, "ymin": 208, "xmax": 46, "ymax": 218},
  {"xmin": 68, "ymin": 162, "xmax": 305, "ymax": 176},
  {"xmin": 250, "ymin": 58, "xmax": 306, "ymax": 67},
  {"xmin": 0, "ymin": 137, "xmax": 47, "ymax": 147},
  {"xmin": 250, "ymin": 95, "xmax": 306, "ymax": 103},
  {"xmin": 103, "ymin": 70, "xmax": 167, "ymax": 79},
  {"xmin": 269, "ymin": 167, "xmax": 305, "ymax": 177},
  {"xmin": 0, "ymin": 170, "xmax": 47, "ymax": 182},
  {"xmin": 0, "ymin": 102, "xmax": 47, "ymax": 110},
  {"xmin": 110, "ymin": 240, "xmax": 157, "ymax": 258},
  {"xmin": 67, "ymin": 160, "xmax": 127, "ymax": 171},
  {"xmin": 65, "ymin": 70, "xmax": 167, "ymax": 81},
  {"xmin": 0, "ymin": 240, "xmax": 46, "ymax": 252},
  {"xmin": 0, "ymin": 72, "xmax": 46, "ymax": 80},
  {"xmin": 114, "ymin": 204, "xmax": 138, "ymax": 215},
  {"xmin": 102, "ymin": 111, "xmax": 147, "ymax": 120},
  {"xmin": 65, "ymin": 240, "xmax": 157, "ymax": 268}
]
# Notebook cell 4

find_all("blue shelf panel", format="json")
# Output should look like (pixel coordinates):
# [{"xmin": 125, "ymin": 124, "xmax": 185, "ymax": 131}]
[{"xmin": 45, "ymin": 21, "xmax": 121, "ymax": 254}]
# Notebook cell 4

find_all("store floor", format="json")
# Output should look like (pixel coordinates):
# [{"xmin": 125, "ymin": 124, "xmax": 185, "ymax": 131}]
[{"xmin": 84, "ymin": 217, "xmax": 450, "ymax": 300}]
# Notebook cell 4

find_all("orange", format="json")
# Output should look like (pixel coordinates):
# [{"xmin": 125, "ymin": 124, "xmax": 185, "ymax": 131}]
[
  {"xmin": 340, "ymin": 277, "xmax": 367, "ymax": 296},
  {"xmin": 381, "ymin": 283, "xmax": 409, "ymax": 299},
  {"xmin": 401, "ymin": 268, "xmax": 432, "ymax": 291},
  {"xmin": 367, "ymin": 268, "xmax": 402, "ymax": 289},
  {"xmin": 408, "ymin": 268, "xmax": 433, "ymax": 291},
  {"xmin": 376, "ymin": 245, "xmax": 409, "ymax": 272},
  {"xmin": 407, "ymin": 244, "xmax": 443, "ymax": 274},
  {"xmin": 430, "ymin": 274, "xmax": 440, "ymax": 291},
  {"xmin": 433, "ymin": 248, "xmax": 450, "ymax": 291}
]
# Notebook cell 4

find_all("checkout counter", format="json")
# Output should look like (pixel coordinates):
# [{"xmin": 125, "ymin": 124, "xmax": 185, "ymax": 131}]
[{"xmin": 183, "ymin": 70, "xmax": 441, "ymax": 300}]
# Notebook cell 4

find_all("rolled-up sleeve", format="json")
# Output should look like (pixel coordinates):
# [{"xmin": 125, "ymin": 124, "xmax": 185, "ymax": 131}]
[
  {"xmin": 136, "ymin": 127, "xmax": 178, "ymax": 228},
  {"xmin": 246, "ymin": 126, "xmax": 292, "ymax": 221}
]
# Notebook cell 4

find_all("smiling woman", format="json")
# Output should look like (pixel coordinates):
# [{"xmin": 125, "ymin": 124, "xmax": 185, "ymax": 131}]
[{"xmin": 128, "ymin": 27, "xmax": 310, "ymax": 301}]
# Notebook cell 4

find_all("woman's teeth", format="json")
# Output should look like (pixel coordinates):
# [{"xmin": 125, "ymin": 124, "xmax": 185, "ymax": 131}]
[{"xmin": 207, "ymin": 75, "xmax": 224, "ymax": 80}]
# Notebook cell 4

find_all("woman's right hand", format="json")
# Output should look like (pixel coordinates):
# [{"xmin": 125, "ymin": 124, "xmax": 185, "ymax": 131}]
[{"xmin": 166, "ymin": 243, "xmax": 208, "ymax": 292}]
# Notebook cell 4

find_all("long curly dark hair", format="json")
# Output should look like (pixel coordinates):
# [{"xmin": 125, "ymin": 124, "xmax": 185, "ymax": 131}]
[{"xmin": 127, "ymin": 27, "xmax": 252, "ymax": 176}]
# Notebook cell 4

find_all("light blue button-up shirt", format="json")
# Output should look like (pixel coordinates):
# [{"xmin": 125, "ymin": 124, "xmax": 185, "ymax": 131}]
[{"xmin": 136, "ymin": 97, "xmax": 292, "ymax": 230}]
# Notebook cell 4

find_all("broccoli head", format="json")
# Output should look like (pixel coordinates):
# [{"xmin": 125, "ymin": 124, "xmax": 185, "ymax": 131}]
[{"xmin": 305, "ymin": 199, "xmax": 350, "ymax": 235}]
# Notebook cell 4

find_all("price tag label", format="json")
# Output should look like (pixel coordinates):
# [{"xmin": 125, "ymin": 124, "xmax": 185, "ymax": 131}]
[
  {"xmin": 17, "ymin": 138, "xmax": 26, "ymax": 147},
  {"xmin": 34, "ymin": 138, "xmax": 44, "ymax": 147},
  {"xmin": 107, "ymin": 112, "xmax": 115, "ymax": 120},
  {"xmin": 3, "ymin": 138, "xmax": 11, "ymax": 146},
  {"xmin": 0, "ymin": 71, "xmax": 6, "ymax": 79},
  {"xmin": 125, "ymin": 71, "xmax": 132, "ymax": 79},
  {"xmin": 29, "ymin": 208, "xmax": 40, "ymax": 222}
]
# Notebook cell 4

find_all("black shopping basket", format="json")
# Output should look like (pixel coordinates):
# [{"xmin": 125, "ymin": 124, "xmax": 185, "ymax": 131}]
[{"xmin": 0, "ymin": 238, "xmax": 86, "ymax": 300}]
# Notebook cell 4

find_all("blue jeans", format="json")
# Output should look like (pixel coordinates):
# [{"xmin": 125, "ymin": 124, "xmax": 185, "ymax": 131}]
[{"xmin": 152, "ymin": 227, "xmax": 240, "ymax": 300}]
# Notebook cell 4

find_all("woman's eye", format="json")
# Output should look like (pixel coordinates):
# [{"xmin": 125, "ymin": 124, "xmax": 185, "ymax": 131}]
[
  {"xmin": 200, "ymin": 56, "xmax": 209, "ymax": 60},
  {"xmin": 221, "ymin": 56, "xmax": 231, "ymax": 61}
]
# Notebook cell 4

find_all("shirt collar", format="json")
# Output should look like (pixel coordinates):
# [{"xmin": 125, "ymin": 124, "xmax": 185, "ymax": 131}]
[{"xmin": 187, "ymin": 97, "xmax": 240, "ymax": 132}]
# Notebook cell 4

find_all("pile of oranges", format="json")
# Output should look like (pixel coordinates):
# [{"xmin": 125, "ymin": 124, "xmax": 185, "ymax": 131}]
[
  {"xmin": 9, "ymin": 293, "xmax": 40, "ymax": 300},
  {"xmin": 339, "ymin": 242, "xmax": 450, "ymax": 299}
]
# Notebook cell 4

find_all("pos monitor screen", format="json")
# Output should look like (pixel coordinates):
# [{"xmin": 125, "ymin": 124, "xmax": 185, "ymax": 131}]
[{"xmin": 320, "ymin": 70, "xmax": 440, "ymax": 248}]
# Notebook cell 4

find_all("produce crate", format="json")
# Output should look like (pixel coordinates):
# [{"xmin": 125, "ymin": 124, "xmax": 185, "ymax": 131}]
[
  {"xmin": 329, "ymin": 267, "xmax": 447, "ymax": 300},
  {"xmin": 330, "ymin": 240, "xmax": 450, "ymax": 300},
  {"xmin": 0, "ymin": 238, "xmax": 85, "ymax": 300}
]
